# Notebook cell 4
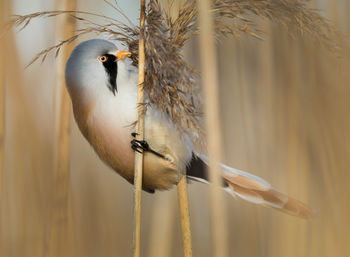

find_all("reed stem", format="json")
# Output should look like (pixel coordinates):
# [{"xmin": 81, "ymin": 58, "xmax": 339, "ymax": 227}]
[
  {"xmin": 177, "ymin": 176, "xmax": 193, "ymax": 257},
  {"xmin": 0, "ymin": 0, "xmax": 5, "ymax": 202},
  {"xmin": 49, "ymin": 0, "xmax": 77, "ymax": 256},
  {"xmin": 133, "ymin": 0, "xmax": 146, "ymax": 256},
  {"xmin": 197, "ymin": 0, "xmax": 228, "ymax": 256}
]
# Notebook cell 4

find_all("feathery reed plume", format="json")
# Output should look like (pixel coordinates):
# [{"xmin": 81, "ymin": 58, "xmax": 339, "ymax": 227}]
[
  {"xmin": 9, "ymin": 0, "xmax": 341, "ymax": 147},
  {"xmin": 49, "ymin": 1, "xmax": 77, "ymax": 257},
  {"xmin": 211, "ymin": 0, "xmax": 339, "ymax": 46},
  {"xmin": 197, "ymin": 0, "xmax": 228, "ymax": 256},
  {"xmin": 131, "ymin": 0, "xmax": 202, "ymax": 147},
  {"xmin": 143, "ymin": 3, "xmax": 195, "ymax": 255},
  {"xmin": 133, "ymin": 1, "xmax": 146, "ymax": 257}
]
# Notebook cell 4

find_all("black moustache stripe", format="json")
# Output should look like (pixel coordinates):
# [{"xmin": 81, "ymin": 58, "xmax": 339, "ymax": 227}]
[{"xmin": 102, "ymin": 54, "xmax": 117, "ymax": 95}]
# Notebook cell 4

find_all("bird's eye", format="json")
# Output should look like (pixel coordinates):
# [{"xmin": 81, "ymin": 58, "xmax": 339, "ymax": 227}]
[{"xmin": 99, "ymin": 55, "xmax": 108, "ymax": 62}]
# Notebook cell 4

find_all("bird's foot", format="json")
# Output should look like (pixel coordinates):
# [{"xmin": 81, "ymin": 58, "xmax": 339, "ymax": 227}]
[
  {"xmin": 131, "ymin": 139, "xmax": 150, "ymax": 154},
  {"xmin": 130, "ymin": 133, "xmax": 166, "ymax": 159}
]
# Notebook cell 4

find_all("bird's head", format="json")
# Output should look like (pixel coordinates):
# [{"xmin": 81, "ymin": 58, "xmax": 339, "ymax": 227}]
[{"xmin": 65, "ymin": 39, "xmax": 132, "ymax": 101}]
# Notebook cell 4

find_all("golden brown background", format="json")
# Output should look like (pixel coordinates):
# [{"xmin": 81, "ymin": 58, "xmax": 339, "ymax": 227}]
[{"xmin": 1, "ymin": 0, "xmax": 350, "ymax": 256}]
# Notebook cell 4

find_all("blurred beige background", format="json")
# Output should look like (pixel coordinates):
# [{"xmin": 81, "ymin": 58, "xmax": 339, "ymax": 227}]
[{"xmin": 1, "ymin": 0, "xmax": 350, "ymax": 257}]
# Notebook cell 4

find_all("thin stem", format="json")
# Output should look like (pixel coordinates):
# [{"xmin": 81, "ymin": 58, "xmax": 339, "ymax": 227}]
[
  {"xmin": 177, "ymin": 176, "xmax": 193, "ymax": 257},
  {"xmin": 197, "ymin": 0, "xmax": 228, "ymax": 256},
  {"xmin": 49, "ymin": 0, "xmax": 77, "ymax": 256},
  {"xmin": 104, "ymin": 0, "xmax": 136, "ymax": 28},
  {"xmin": 133, "ymin": 0, "xmax": 146, "ymax": 257},
  {"xmin": 0, "ymin": 0, "xmax": 5, "ymax": 202}
]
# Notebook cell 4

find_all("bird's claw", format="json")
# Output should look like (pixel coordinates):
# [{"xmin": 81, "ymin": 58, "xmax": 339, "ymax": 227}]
[
  {"xmin": 131, "ymin": 139, "xmax": 149, "ymax": 154},
  {"xmin": 130, "ymin": 133, "xmax": 166, "ymax": 159}
]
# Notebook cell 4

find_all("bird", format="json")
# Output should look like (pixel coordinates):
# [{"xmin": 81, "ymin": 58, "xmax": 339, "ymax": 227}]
[{"xmin": 65, "ymin": 38, "xmax": 311, "ymax": 218}]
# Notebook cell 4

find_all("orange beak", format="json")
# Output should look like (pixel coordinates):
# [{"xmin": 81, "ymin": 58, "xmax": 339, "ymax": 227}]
[{"xmin": 116, "ymin": 51, "xmax": 132, "ymax": 61}]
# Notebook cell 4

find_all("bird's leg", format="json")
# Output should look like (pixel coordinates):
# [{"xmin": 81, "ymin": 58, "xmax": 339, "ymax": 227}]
[{"xmin": 130, "ymin": 133, "xmax": 166, "ymax": 159}]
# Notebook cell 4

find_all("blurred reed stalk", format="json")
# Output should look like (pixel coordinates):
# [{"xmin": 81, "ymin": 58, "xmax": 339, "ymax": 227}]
[
  {"xmin": 169, "ymin": 1, "xmax": 195, "ymax": 256},
  {"xmin": 197, "ymin": 0, "xmax": 228, "ymax": 256},
  {"xmin": 148, "ymin": 1, "xmax": 180, "ymax": 256},
  {"xmin": 49, "ymin": 0, "xmax": 77, "ymax": 256},
  {"xmin": 0, "ymin": 0, "xmax": 5, "ymax": 201},
  {"xmin": 133, "ymin": 0, "xmax": 146, "ymax": 256},
  {"xmin": 147, "ymin": 192, "xmax": 176, "ymax": 257},
  {"xmin": 329, "ymin": 0, "xmax": 339, "ymax": 26}
]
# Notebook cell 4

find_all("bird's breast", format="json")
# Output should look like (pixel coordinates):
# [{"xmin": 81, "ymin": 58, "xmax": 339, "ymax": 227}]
[
  {"xmin": 72, "ymin": 92, "xmax": 189, "ymax": 190},
  {"xmin": 83, "ymin": 95, "xmax": 137, "ymax": 183}
]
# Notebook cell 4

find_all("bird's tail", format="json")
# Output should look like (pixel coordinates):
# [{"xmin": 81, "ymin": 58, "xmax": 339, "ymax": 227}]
[{"xmin": 186, "ymin": 153, "xmax": 311, "ymax": 219}]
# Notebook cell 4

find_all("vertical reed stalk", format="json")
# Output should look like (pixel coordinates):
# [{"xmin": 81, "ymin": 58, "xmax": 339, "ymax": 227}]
[
  {"xmin": 148, "ymin": 2, "xmax": 180, "ymax": 256},
  {"xmin": 160, "ymin": 0, "xmax": 196, "ymax": 255},
  {"xmin": 148, "ymin": 191, "xmax": 176, "ymax": 257},
  {"xmin": 329, "ymin": 0, "xmax": 339, "ymax": 26},
  {"xmin": 133, "ymin": 0, "xmax": 146, "ymax": 256},
  {"xmin": 347, "ymin": 0, "xmax": 350, "ymax": 29},
  {"xmin": 197, "ymin": 0, "xmax": 228, "ymax": 256},
  {"xmin": 0, "ymin": 0, "xmax": 5, "ymax": 202},
  {"xmin": 49, "ymin": 0, "xmax": 77, "ymax": 256},
  {"xmin": 177, "ymin": 176, "xmax": 193, "ymax": 257}
]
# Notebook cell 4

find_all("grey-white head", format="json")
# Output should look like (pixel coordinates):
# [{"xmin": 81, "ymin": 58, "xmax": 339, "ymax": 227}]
[{"xmin": 65, "ymin": 39, "xmax": 132, "ymax": 101}]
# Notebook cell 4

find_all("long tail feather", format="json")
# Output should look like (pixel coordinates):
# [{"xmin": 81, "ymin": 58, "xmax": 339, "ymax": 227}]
[{"xmin": 191, "ymin": 154, "xmax": 311, "ymax": 219}]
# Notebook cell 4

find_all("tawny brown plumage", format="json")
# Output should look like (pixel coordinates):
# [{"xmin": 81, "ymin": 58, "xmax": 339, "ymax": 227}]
[{"xmin": 225, "ymin": 177, "xmax": 311, "ymax": 218}]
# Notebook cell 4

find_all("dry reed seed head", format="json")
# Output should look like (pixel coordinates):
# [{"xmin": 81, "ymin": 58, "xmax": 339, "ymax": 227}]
[
  {"xmin": 210, "ymin": 0, "xmax": 342, "ymax": 51},
  {"xmin": 126, "ymin": 0, "xmax": 203, "ymax": 145},
  {"xmin": 9, "ymin": 0, "xmax": 342, "ymax": 146}
]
